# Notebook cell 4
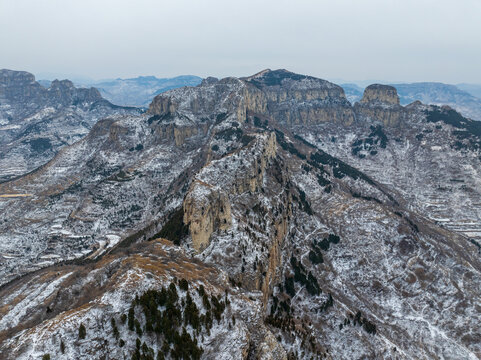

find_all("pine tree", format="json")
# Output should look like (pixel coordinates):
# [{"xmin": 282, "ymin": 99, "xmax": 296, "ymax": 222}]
[{"xmin": 78, "ymin": 323, "xmax": 86, "ymax": 339}]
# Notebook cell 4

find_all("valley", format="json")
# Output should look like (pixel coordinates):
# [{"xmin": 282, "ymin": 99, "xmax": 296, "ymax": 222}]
[{"xmin": 0, "ymin": 69, "xmax": 480, "ymax": 359}]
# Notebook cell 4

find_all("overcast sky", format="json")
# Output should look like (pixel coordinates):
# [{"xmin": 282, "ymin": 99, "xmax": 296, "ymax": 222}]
[{"xmin": 1, "ymin": 0, "xmax": 480, "ymax": 83}]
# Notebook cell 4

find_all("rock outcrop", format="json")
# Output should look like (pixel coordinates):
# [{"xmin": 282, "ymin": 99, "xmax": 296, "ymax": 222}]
[
  {"xmin": 47, "ymin": 79, "xmax": 104, "ymax": 106},
  {"xmin": 151, "ymin": 122, "xmax": 208, "ymax": 146},
  {"xmin": 0, "ymin": 69, "xmax": 137, "ymax": 181},
  {"xmin": 244, "ymin": 69, "xmax": 355, "ymax": 125},
  {"xmin": 0, "ymin": 69, "xmax": 43, "ymax": 101},
  {"xmin": 0, "ymin": 69, "xmax": 104, "ymax": 114},
  {"xmin": 360, "ymin": 84, "xmax": 400, "ymax": 105},
  {"xmin": 148, "ymin": 94, "xmax": 178, "ymax": 115},
  {"xmin": 183, "ymin": 184, "xmax": 232, "ymax": 252},
  {"xmin": 355, "ymin": 84, "xmax": 406, "ymax": 126},
  {"xmin": 2, "ymin": 69, "xmax": 481, "ymax": 360},
  {"xmin": 183, "ymin": 132, "xmax": 277, "ymax": 252}
]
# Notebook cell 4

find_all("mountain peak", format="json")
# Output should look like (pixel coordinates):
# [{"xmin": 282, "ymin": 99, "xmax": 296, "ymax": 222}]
[
  {"xmin": 1, "ymin": 68, "xmax": 481, "ymax": 360},
  {"xmin": 360, "ymin": 84, "xmax": 400, "ymax": 105},
  {"xmin": 0, "ymin": 69, "xmax": 37, "ymax": 84},
  {"xmin": 49, "ymin": 79, "xmax": 75, "ymax": 89},
  {"xmin": 244, "ymin": 68, "xmax": 311, "ymax": 87}
]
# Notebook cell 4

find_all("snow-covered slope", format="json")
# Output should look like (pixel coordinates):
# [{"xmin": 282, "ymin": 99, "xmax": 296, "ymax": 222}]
[
  {"xmin": 0, "ymin": 69, "xmax": 139, "ymax": 182},
  {"xmin": 0, "ymin": 69, "xmax": 480, "ymax": 359},
  {"xmin": 341, "ymin": 81, "xmax": 481, "ymax": 121}
]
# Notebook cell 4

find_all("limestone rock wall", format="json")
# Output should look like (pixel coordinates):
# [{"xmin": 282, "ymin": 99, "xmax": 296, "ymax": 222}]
[
  {"xmin": 274, "ymin": 105, "xmax": 355, "ymax": 126},
  {"xmin": 147, "ymin": 94, "xmax": 178, "ymax": 115},
  {"xmin": 240, "ymin": 84, "xmax": 268, "ymax": 121},
  {"xmin": 354, "ymin": 105, "xmax": 406, "ymax": 127},
  {"xmin": 0, "ymin": 69, "xmax": 103, "ymax": 108},
  {"xmin": 260, "ymin": 198, "xmax": 291, "ymax": 306},
  {"xmin": 355, "ymin": 83, "xmax": 407, "ymax": 126},
  {"xmin": 244, "ymin": 70, "xmax": 355, "ymax": 126},
  {"xmin": 360, "ymin": 84, "xmax": 400, "ymax": 105},
  {"xmin": 183, "ymin": 185, "xmax": 232, "ymax": 252},
  {"xmin": 183, "ymin": 132, "xmax": 277, "ymax": 252}
]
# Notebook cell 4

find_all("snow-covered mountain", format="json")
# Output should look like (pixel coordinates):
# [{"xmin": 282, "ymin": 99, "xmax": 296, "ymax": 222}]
[
  {"xmin": 393, "ymin": 82, "xmax": 481, "ymax": 121},
  {"xmin": 0, "ymin": 70, "xmax": 480, "ymax": 359},
  {"xmin": 0, "ymin": 69, "xmax": 139, "ymax": 182},
  {"xmin": 341, "ymin": 81, "xmax": 481, "ymax": 121}
]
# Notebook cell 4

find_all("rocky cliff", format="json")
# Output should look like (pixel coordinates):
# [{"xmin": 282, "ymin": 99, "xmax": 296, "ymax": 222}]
[
  {"xmin": 0, "ymin": 69, "xmax": 43, "ymax": 101},
  {"xmin": 244, "ymin": 69, "xmax": 355, "ymax": 126},
  {"xmin": 354, "ymin": 84, "xmax": 408, "ymax": 126},
  {"xmin": 0, "ymin": 69, "xmax": 107, "ymax": 118},
  {"xmin": 0, "ymin": 69, "xmax": 138, "ymax": 181},
  {"xmin": 360, "ymin": 84, "xmax": 400, "ymax": 105},
  {"xmin": 342, "ymin": 81, "xmax": 481, "ymax": 121},
  {"xmin": 0, "ymin": 69, "xmax": 480, "ymax": 360},
  {"xmin": 184, "ymin": 131, "xmax": 277, "ymax": 253}
]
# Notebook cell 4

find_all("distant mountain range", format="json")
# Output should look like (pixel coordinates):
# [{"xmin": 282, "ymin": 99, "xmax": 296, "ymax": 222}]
[
  {"xmin": 40, "ymin": 75, "xmax": 203, "ymax": 107},
  {"xmin": 341, "ymin": 82, "xmax": 481, "ymax": 120},
  {"xmin": 39, "ymin": 74, "xmax": 481, "ymax": 121},
  {"xmin": 457, "ymin": 83, "xmax": 481, "ymax": 99}
]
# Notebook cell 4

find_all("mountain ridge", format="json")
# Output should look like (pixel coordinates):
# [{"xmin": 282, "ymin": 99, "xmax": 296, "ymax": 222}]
[
  {"xmin": 0, "ymin": 69, "xmax": 480, "ymax": 359},
  {"xmin": 341, "ymin": 81, "xmax": 481, "ymax": 121},
  {"xmin": 0, "ymin": 69, "xmax": 139, "ymax": 182},
  {"xmin": 88, "ymin": 75, "xmax": 203, "ymax": 107}
]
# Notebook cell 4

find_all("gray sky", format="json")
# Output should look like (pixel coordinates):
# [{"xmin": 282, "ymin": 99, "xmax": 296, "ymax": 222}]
[{"xmin": 1, "ymin": 0, "xmax": 481, "ymax": 83}]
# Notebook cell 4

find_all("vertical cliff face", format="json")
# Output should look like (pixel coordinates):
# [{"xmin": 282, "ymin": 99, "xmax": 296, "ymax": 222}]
[
  {"xmin": 183, "ymin": 132, "xmax": 277, "ymax": 252},
  {"xmin": 355, "ymin": 84, "xmax": 407, "ymax": 126},
  {"xmin": 148, "ymin": 76, "xmax": 251, "ymax": 146},
  {"xmin": 47, "ymin": 79, "xmax": 104, "ymax": 106},
  {"xmin": 0, "ymin": 69, "xmax": 43, "ymax": 101},
  {"xmin": 244, "ymin": 69, "xmax": 355, "ymax": 125},
  {"xmin": 260, "ymin": 197, "xmax": 291, "ymax": 307},
  {"xmin": 241, "ymin": 84, "xmax": 268, "ymax": 119},
  {"xmin": 360, "ymin": 84, "xmax": 400, "ymax": 105},
  {"xmin": 0, "ymin": 69, "xmax": 104, "ymax": 110},
  {"xmin": 2, "ymin": 69, "xmax": 481, "ymax": 360},
  {"xmin": 147, "ymin": 94, "xmax": 178, "ymax": 115},
  {"xmin": 183, "ymin": 182, "xmax": 232, "ymax": 252},
  {"xmin": 147, "ymin": 69, "xmax": 358, "ymax": 148},
  {"xmin": 182, "ymin": 128, "xmax": 296, "ymax": 318},
  {"xmin": 149, "ymin": 76, "xmax": 246, "ymax": 120}
]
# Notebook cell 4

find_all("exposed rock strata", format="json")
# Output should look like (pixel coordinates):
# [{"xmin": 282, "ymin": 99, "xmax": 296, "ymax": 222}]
[
  {"xmin": 184, "ymin": 132, "xmax": 277, "ymax": 252},
  {"xmin": 355, "ymin": 84, "xmax": 407, "ymax": 126},
  {"xmin": 360, "ymin": 84, "xmax": 400, "ymax": 105},
  {"xmin": 0, "ymin": 69, "xmax": 137, "ymax": 181},
  {"xmin": 1, "ymin": 69, "xmax": 480, "ymax": 360},
  {"xmin": 244, "ymin": 69, "xmax": 355, "ymax": 126}
]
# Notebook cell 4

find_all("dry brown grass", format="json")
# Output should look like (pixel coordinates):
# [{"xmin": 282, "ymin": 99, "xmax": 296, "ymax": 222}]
[
  {"xmin": 0, "ymin": 238, "xmax": 228, "ymax": 347},
  {"xmin": 0, "ymin": 194, "xmax": 33, "ymax": 198}
]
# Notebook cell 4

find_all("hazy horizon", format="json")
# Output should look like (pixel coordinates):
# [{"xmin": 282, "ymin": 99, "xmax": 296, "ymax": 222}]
[
  {"xmin": 2, "ymin": 0, "xmax": 481, "ymax": 84},
  {"xmin": 12, "ymin": 69, "xmax": 481, "ymax": 89}
]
